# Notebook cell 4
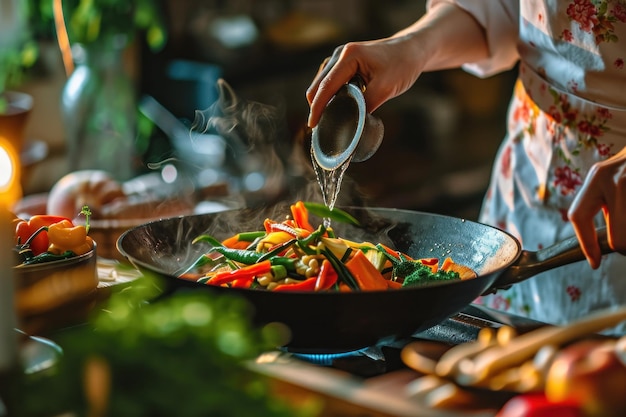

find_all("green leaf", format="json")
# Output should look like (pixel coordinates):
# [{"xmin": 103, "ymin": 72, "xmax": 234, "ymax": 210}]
[{"xmin": 303, "ymin": 202, "xmax": 360, "ymax": 226}]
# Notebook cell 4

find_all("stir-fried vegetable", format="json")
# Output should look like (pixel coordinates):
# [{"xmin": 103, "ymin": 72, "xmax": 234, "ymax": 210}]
[{"xmin": 184, "ymin": 201, "xmax": 477, "ymax": 291}]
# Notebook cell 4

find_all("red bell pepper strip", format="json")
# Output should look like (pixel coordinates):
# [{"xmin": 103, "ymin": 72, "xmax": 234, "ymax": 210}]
[
  {"xmin": 419, "ymin": 258, "xmax": 439, "ymax": 266},
  {"xmin": 315, "ymin": 259, "xmax": 338, "ymax": 291},
  {"xmin": 205, "ymin": 260, "xmax": 272, "ymax": 286},
  {"xmin": 263, "ymin": 218, "xmax": 274, "ymax": 234},
  {"xmin": 230, "ymin": 277, "xmax": 254, "ymax": 289},
  {"xmin": 273, "ymin": 276, "xmax": 317, "ymax": 292},
  {"xmin": 417, "ymin": 257, "xmax": 439, "ymax": 273}
]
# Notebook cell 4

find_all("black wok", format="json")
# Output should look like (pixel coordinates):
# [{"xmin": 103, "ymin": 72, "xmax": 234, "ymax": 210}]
[{"xmin": 116, "ymin": 206, "xmax": 612, "ymax": 352}]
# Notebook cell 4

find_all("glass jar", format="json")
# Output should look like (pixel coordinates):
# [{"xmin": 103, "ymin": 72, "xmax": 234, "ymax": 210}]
[{"xmin": 61, "ymin": 35, "xmax": 138, "ymax": 181}]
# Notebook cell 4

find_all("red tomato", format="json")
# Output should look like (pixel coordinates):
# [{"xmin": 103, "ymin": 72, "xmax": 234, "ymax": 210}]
[{"xmin": 496, "ymin": 393, "xmax": 582, "ymax": 417}]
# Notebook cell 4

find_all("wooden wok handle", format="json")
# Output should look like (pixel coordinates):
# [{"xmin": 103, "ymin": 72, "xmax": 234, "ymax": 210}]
[{"xmin": 489, "ymin": 226, "xmax": 612, "ymax": 292}]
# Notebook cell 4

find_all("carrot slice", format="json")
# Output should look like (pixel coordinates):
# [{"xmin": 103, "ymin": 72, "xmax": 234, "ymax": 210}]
[
  {"xmin": 440, "ymin": 257, "xmax": 454, "ymax": 271},
  {"xmin": 387, "ymin": 280, "xmax": 402, "ymax": 289},
  {"xmin": 440, "ymin": 257, "xmax": 477, "ymax": 280},
  {"xmin": 221, "ymin": 236, "xmax": 252, "ymax": 249},
  {"xmin": 290, "ymin": 201, "xmax": 314, "ymax": 232},
  {"xmin": 345, "ymin": 250, "xmax": 389, "ymax": 291}
]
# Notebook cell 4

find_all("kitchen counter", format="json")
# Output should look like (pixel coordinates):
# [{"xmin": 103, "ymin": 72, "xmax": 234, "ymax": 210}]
[{"xmin": 11, "ymin": 256, "xmax": 626, "ymax": 417}]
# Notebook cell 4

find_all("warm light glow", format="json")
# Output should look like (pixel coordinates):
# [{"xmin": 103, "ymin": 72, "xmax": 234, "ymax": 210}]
[
  {"xmin": 0, "ymin": 136, "xmax": 22, "ymax": 208},
  {"xmin": 53, "ymin": 0, "xmax": 74, "ymax": 76}
]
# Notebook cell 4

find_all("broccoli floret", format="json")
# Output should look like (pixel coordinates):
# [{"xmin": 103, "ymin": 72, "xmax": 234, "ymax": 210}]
[
  {"xmin": 376, "ymin": 244, "xmax": 460, "ymax": 287},
  {"xmin": 401, "ymin": 264, "xmax": 460, "ymax": 287}
]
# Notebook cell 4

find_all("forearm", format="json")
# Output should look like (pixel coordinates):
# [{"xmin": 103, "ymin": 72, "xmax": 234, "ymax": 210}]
[{"xmin": 391, "ymin": 1, "xmax": 489, "ymax": 73}]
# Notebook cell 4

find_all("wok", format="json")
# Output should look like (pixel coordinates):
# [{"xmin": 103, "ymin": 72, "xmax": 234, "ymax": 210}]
[{"xmin": 116, "ymin": 206, "xmax": 612, "ymax": 352}]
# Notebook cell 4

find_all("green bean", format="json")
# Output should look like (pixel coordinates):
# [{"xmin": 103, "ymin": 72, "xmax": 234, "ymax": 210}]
[
  {"xmin": 192, "ymin": 234, "xmax": 223, "ymax": 247},
  {"xmin": 321, "ymin": 248, "xmax": 359, "ymax": 290},
  {"xmin": 209, "ymin": 247, "xmax": 263, "ymax": 265}
]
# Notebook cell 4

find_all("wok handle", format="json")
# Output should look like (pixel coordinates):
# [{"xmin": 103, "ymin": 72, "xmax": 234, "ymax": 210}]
[{"xmin": 489, "ymin": 227, "xmax": 612, "ymax": 292}]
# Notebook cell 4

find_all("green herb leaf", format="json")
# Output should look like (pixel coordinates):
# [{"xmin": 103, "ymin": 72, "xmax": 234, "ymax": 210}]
[
  {"xmin": 80, "ymin": 205, "xmax": 92, "ymax": 233},
  {"xmin": 303, "ymin": 202, "xmax": 360, "ymax": 226}
]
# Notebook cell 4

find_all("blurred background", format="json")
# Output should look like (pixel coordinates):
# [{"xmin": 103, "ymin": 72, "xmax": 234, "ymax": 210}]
[{"xmin": 7, "ymin": 0, "xmax": 517, "ymax": 221}]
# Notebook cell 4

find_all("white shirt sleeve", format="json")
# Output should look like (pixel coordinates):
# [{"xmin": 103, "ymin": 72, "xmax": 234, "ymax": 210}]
[{"xmin": 427, "ymin": 0, "xmax": 520, "ymax": 77}]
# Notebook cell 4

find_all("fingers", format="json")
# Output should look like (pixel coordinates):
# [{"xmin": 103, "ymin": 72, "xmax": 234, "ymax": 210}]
[
  {"xmin": 568, "ymin": 148, "xmax": 626, "ymax": 268},
  {"xmin": 568, "ymin": 170, "xmax": 604, "ymax": 269},
  {"xmin": 605, "ymin": 159, "xmax": 626, "ymax": 253},
  {"xmin": 306, "ymin": 54, "xmax": 336, "ymax": 105},
  {"xmin": 306, "ymin": 46, "xmax": 362, "ymax": 128}
]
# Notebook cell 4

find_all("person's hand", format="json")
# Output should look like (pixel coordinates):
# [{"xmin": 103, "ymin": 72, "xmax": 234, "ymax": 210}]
[
  {"xmin": 305, "ymin": 38, "xmax": 425, "ymax": 128},
  {"xmin": 305, "ymin": 2, "xmax": 490, "ymax": 128},
  {"xmin": 568, "ymin": 146, "xmax": 626, "ymax": 269}
]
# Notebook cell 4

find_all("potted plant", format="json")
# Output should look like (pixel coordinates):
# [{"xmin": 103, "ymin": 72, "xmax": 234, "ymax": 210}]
[{"xmin": 0, "ymin": 0, "xmax": 38, "ymax": 153}]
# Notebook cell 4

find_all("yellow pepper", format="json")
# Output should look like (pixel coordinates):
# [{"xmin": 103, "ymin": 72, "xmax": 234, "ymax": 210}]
[{"xmin": 47, "ymin": 219, "xmax": 94, "ymax": 256}]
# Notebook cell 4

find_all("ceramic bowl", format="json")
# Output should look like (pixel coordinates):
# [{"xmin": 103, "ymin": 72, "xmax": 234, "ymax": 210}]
[{"xmin": 13, "ymin": 244, "xmax": 99, "ymax": 334}]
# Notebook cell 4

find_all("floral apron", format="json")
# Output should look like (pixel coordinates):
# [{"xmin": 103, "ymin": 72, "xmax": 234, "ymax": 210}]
[{"xmin": 474, "ymin": 1, "xmax": 626, "ymax": 334}]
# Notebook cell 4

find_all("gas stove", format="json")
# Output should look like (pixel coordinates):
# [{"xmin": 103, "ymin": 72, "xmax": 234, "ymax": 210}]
[{"xmin": 249, "ymin": 305, "xmax": 545, "ymax": 417}]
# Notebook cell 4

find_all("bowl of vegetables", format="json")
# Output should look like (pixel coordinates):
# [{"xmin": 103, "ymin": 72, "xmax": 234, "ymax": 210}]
[{"xmin": 12, "ymin": 207, "xmax": 99, "ymax": 334}]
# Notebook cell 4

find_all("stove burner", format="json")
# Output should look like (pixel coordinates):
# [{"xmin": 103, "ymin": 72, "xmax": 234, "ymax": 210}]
[
  {"xmin": 281, "ymin": 306, "xmax": 545, "ymax": 378},
  {"xmin": 286, "ymin": 347, "xmax": 373, "ymax": 366}
]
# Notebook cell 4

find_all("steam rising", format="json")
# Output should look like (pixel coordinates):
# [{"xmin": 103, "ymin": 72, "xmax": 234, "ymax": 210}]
[{"xmin": 190, "ymin": 79, "xmax": 288, "ymax": 206}]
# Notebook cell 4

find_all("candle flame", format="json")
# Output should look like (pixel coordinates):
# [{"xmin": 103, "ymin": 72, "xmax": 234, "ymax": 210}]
[{"xmin": 0, "ymin": 136, "xmax": 22, "ymax": 208}]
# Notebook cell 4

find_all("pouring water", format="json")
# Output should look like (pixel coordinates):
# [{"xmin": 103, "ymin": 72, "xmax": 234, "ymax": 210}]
[{"xmin": 310, "ymin": 76, "xmax": 384, "ymax": 226}]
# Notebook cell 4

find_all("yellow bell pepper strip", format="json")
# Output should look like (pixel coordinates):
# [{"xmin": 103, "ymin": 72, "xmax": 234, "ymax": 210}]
[
  {"xmin": 46, "ymin": 219, "xmax": 94, "ymax": 256},
  {"xmin": 290, "ymin": 201, "xmax": 315, "ymax": 232},
  {"xmin": 204, "ymin": 260, "xmax": 272, "ymax": 286},
  {"xmin": 344, "ymin": 249, "xmax": 389, "ymax": 291},
  {"xmin": 314, "ymin": 259, "xmax": 338, "ymax": 291},
  {"xmin": 268, "ymin": 221, "xmax": 313, "ymax": 240},
  {"xmin": 320, "ymin": 237, "xmax": 351, "ymax": 260},
  {"xmin": 273, "ymin": 276, "xmax": 317, "ymax": 292},
  {"xmin": 256, "ymin": 231, "xmax": 296, "ymax": 252}
]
